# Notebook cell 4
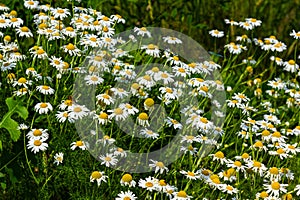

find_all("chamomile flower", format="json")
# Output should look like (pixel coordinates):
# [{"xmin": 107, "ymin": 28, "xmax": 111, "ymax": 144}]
[
  {"xmin": 24, "ymin": 1, "xmax": 39, "ymax": 9},
  {"xmin": 17, "ymin": 123, "xmax": 29, "ymax": 130},
  {"xmin": 51, "ymin": 7, "xmax": 70, "ymax": 20},
  {"xmin": 139, "ymin": 128, "xmax": 159, "ymax": 139},
  {"xmin": 26, "ymin": 129, "xmax": 49, "ymax": 140},
  {"xmin": 115, "ymin": 190, "xmax": 137, "ymax": 200},
  {"xmin": 84, "ymin": 74, "xmax": 104, "ymax": 85},
  {"xmin": 163, "ymin": 36, "xmax": 182, "ymax": 44},
  {"xmin": 141, "ymin": 44, "xmax": 160, "ymax": 57},
  {"xmin": 239, "ymin": 21, "xmax": 253, "ymax": 30},
  {"xmin": 30, "ymin": 46, "xmax": 48, "ymax": 59},
  {"xmin": 36, "ymin": 85, "xmax": 55, "ymax": 95},
  {"xmin": 263, "ymin": 180, "xmax": 288, "ymax": 197},
  {"xmin": 12, "ymin": 77, "xmax": 32, "ymax": 88},
  {"xmin": 99, "ymin": 153, "xmax": 118, "ymax": 167},
  {"xmin": 68, "ymin": 104, "xmax": 89, "ymax": 120},
  {"xmin": 246, "ymin": 18, "xmax": 262, "ymax": 27},
  {"xmin": 149, "ymin": 160, "xmax": 169, "ymax": 174},
  {"xmin": 90, "ymin": 171, "xmax": 108, "ymax": 186},
  {"xmin": 137, "ymin": 75, "xmax": 156, "ymax": 89},
  {"xmin": 70, "ymin": 140, "xmax": 87, "ymax": 150},
  {"xmin": 165, "ymin": 117, "xmax": 182, "ymax": 129},
  {"xmin": 27, "ymin": 138, "xmax": 48, "ymax": 154},
  {"xmin": 120, "ymin": 174, "xmax": 136, "ymax": 187},
  {"xmin": 290, "ymin": 30, "xmax": 300, "ymax": 39},
  {"xmin": 224, "ymin": 19, "xmax": 239, "ymax": 26},
  {"xmin": 16, "ymin": 26, "xmax": 33, "ymax": 37},
  {"xmin": 9, "ymin": 17, "xmax": 23, "ymax": 28},
  {"xmin": 111, "ymin": 14, "xmax": 126, "ymax": 24},
  {"xmin": 171, "ymin": 190, "xmax": 192, "ymax": 200},
  {"xmin": 209, "ymin": 29, "xmax": 224, "ymax": 38},
  {"xmin": 108, "ymin": 107, "xmax": 128, "ymax": 121},
  {"xmin": 137, "ymin": 112, "xmax": 150, "ymax": 127},
  {"xmin": 138, "ymin": 176, "xmax": 158, "ymax": 192},
  {"xmin": 180, "ymin": 170, "xmax": 201, "ymax": 180},
  {"xmin": 283, "ymin": 59, "xmax": 299, "ymax": 73},
  {"xmin": 134, "ymin": 27, "xmax": 151, "ymax": 37},
  {"xmin": 34, "ymin": 102, "xmax": 53, "ymax": 114},
  {"xmin": 53, "ymin": 152, "xmax": 64, "ymax": 165},
  {"xmin": 210, "ymin": 151, "xmax": 228, "ymax": 164},
  {"xmin": 61, "ymin": 43, "xmax": 81, "ymax": 56}
]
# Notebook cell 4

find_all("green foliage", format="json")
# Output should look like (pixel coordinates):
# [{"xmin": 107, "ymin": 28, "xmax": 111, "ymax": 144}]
[{"xmin": 0, "ymin": 97, "xmax": 28, "ymax": 142}]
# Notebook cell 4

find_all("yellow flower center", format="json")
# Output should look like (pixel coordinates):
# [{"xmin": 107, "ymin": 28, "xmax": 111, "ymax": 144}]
[
  {"xmin": 57, "ymin": 9, "xmax": 65, "ymax": 14},
  {"xmin": 99, "ymin": 112, "xmax": 108, "ymax": 119},
  {"xmin": 254, "ymin": 141, "xmax": 263, "ymax": 148},
  {"xmin": 11, "ymin": 18, "xmax": 18, "ymax": 22},
  {"xmin": 173, "ymin": 56, "xmax": 179, "ymax": 61},
  {"xmin": 187, "ymin": 171, "xmax": 195, "ymax": 176},
  {"xmin": 200, "ymin": 117, "xmax": 208, "ymax": 124},
  {"xmin": 262, "ymin": 130, "xmax": 270, "ymax": 136},
  {"xmin": 42, "ymin": 85, "xmax": 49, "ymax": 90},
  {"xmin": 102, "ymin": 16, "xmax": 109, "ymax": 21},
  {"xmin": 138, "ymin": 112, "xmax": 149, "ymax": 120},
  {"xmin": 114, "ymin": 108, "xmax": 123, "ymax": 115},
  {"xmin": 34, "ymin": 140, "xmax": 42, "ymax": 146},
  {"xmin": 272, "ymin": 131, "xmax": 281, "ymax": 138},
  {"xmin": 143, "ymin": 75, "xmax": 151, "ymax": 81},
  {"xmin": 288, "ymin": 60, "xmax": 295, "ymax": 65},
  {"xmin": 151, "ymin": 66, "xmax": 160, "ymax": 72},
  {"xmin": 159, "ymin": 179, "xmax": 167, "ymax": 186},
  {"xmin": 276, "ymin": 148, "xmax": 285, "ymax": 154},
  {"xmin": 260, "ymin": 191, "xmax": 268, "ymax": 198},
  {"xmin": 140, "ymin": 27, "xmax": 147, "ymax": 31},
  {"xmin": 37, "ymin": 49, "xmax": 45, "ymax": 55},
  {"xmin": 215, "ymin": 151, "xmax": 224, "ymax": 159},
  {"xmin": 269, "ymin": 167, "xmax": 279, "ymax": 174},
  {"xmin": 177, "ymin": 191, "xmax": 187, "ymax": 197},
  {"xmin": 76, "ymin": 141, "xmax": 83, "ymax": 146},
  {"xmin": 33, "ymin": 130, "xmax": 42, "ymax": 136},
  {"xmin": 40, "ymin": 103, "xmax": 48, "ymax": 108},
  {"xmin": 226, "ymin": 185, "xmax": 233, "ymax": 191},
  {"xmin": 73, "ymin": 107, "xmax": 82, "ymax": 113},
  {"xmin": 144, "ymin": 98, "xmax": 154, "ymax": 107},
  {"xmin": 102, "ymin": 26, "xmax": 109, "ymax": 32},
  {"xmin": 90, "ymin": 76, "xmax": 98, "ymax": 82},
  {"xmin": 253, "ymin": 161, "xmax": 261, "ymax": 168},
  {"xmin": 271, "ymin": 182, "xmax": 280, "ymax": 190},
  {"xmin": 145, "ymin": 182, "xmax": 153, "ymax": 187},
  {"xmin": 20, "ymin": 26, "xmax": 29, "ymax": 32},
  {"xmin": 165, "ymin": 88, "xmax": 173, "ymax": 93},
  {"xmin": 105, "ymin": 157, "xmax": 111, "ymax": 161},
  {"xmin": 66, "ymin": 43, "xmax": 75, "ymax": 50},
  {"xmin": 234, "ymin": 161, "xmax": 242, "ymax": 167},
  {"xmin": 18, "ymin": 77, "xmax": 27, "ymax": 83},
  {"xmin": 155, "ymin": 161, "xmax": 164, "ymax": 168},
  {"xmin": 241, "ymin": 153, "xmax": 249, "ymax": 159},
  {"xmin": 200, "ymin": 86, "xmax": 209, "ymax": 92},
  {"xmin": 121, "ymin": 174, "xmax": 132, "ymax": 182},
  {"xmin": 147, "ymin": 44, "xmax": 156, "ymax": 50},
  {"xmin": 91, "ymin": 171, "xmax": 102, "ymax": 179}
]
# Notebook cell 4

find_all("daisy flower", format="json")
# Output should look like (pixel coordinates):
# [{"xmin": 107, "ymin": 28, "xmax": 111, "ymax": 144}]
[
  {"xmin": 120, "ymin": 174, "xmax": 136, "ymax": 187},
  {"xmin": 209, "ymin": 151, "xmax": 228, "ymax": 164},
  {"xmin": 27, "ymin": 138, "xmax": 48, "ymax": 154},
  {"xmin": 70, "ymin": 140, "xmax": 87, "ymax": 150},
  {"xmin": 12, "ymin": 77, "xmax": 32, "ymax": 88},
  {"xmin": 290, "ymin": 29, "xmax": 300, "ymax": 39},
  {"xmin": 115, "ymin": 190, "xmax": 137, "ymax": 200},
  {"xmin": 171, "ymin": 190, "xmax": 192, "ymax": 200},
  {"xmin": 137, "ymin": 112, "xmax": 150, "ymax": 127},
  {"xmin": 16, "ymin": 26, "xmax": 33, "ymax": 37},
  {"xmin": 30, "ymin": 46, "xmax": 48, "ymax": 59},
  {"xmin": 96, "ymin": 135, "xmax": 115, "ymax": 146},
  {"xmin": 24, "ymin": 1, "xmax": 39, "ymax": 9},
  {"xmin": 138, "ymin": 176, "xmax": 158, "ymax": 192},
  {"xmin": 51, "ymin": 7, "xmax": 70, "ymax": 20},
  {"xmin": 180, "ymin": 170, "xmax": 201, "ymax": 180},
  {"xmin": 99, "ymin": 153, "xmax": 118, "ymax": 167},
  {"xmin": 68, "ymin": 104, "xmax": 90, "ymax": 120},
  {"xmin": 149, "ymin": 160, "xmax": 169, "ymax": 174},
  {"xmin": 239, "ymin": 21, "xmax": 253, "ymax": 30},
  {"xmin": 119, "ymin": 103, "xmax": 139, "ymax": 115},
  {"xmin": 56, "ymin": 111, "xmax": 75, "ymax": 123},
  {"xmin": 34, "ymin": 102, "xmax": 53, "ymax": 114},
  {"xmin": 224, "ymin": 19, "xmax": 239, "ymax": 26},
  {"xmin": 246, "ymin": 18, "xmax": 262, "ymax": 27},
  {"xmin": 26, "ymin": 128, "xmax": 49, "ymax": 140},
  {"xmin": 9, "ymin": 17, "xmax": 23, "ymax": 28},
  {"xmin": 94, "ymin": 111, "xmax": 110, "ymax": 125},
  {"xmin": 17, "ymin": 123, "xmax": 29, "ymax": 130},
  {"xmin": 283, "ymin": 59, "xmax": 299, "ymax": 73},
  {"xmin": 139, "ymin": 128, "xmax": 159, "ymax": 139},
  {"xmin": 220, "ymin": 184, "xmax": 238, "ymax": 194},
  {"xmin": 111, "ymin": 14, "xmax": 126, "ymax": 24},
  {"xmin": 141, "ymin": 44, "xmax": 160, "ymax": 57},
  {"xmin": 61, "ymin": 43, "xmax": 81, "ymax": 56},
  {"xmin": 96, "ymin": 93, "xmax": 115, "ymax": 105},
  {"xmin": 163, "ymin": 36, "xmax": 182, "ymax": 44},
  {"xmin": 36, "ymin": 85, "xmax": 55, "ymax": 95},
  {"xmin": 137, "ymin": 75, "xmax": 156, "ymax": 89},
  {"xmin": 134, "ymin": 27, "xmax": 151, "ymax": 37},
  {"xmin": 108, "ymin": 107, "xmax": 128, "ymax": 121},
  {"xmin": 84, "ymin": 74, "xmax": 104, "ymax": 85},
  {"xmin": 90, "ymin": 171, "xmax": 108, "ymax": 186},
  {"xmin": 246, "ymin": 160, "xmax": 267, "ymax": 177},
  {"xmin": 263, "ymin": 180, "xmax": 288, "ymax": 197},
  {"xmin": 209, "ymin": 29, "xmax": 224, "ymax": 38},
  {"xmin": 53, "ymin": 152, "xmax": 64, "ymax": 165}
]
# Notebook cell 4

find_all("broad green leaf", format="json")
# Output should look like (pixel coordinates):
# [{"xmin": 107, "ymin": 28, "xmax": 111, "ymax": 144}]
[{"xmin": 0, "ymin": 97, "xmax": 28, "ymax": 142}]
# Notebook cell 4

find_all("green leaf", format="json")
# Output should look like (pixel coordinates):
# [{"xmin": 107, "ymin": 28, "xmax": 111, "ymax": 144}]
[
  {"xmin": 0, "ymin": 140, "xmax": 2, "ymax": 151},
  {"xmin": 0, "ymin": 172, "xmax": 5, "ymax": 178},
  {"xmin": 0, "ymin": 182, "xmax": 6, "ymax": 190},
  {"xmin": 0, "ymin": 97, "xmax": 28, "ymax": 142}
]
